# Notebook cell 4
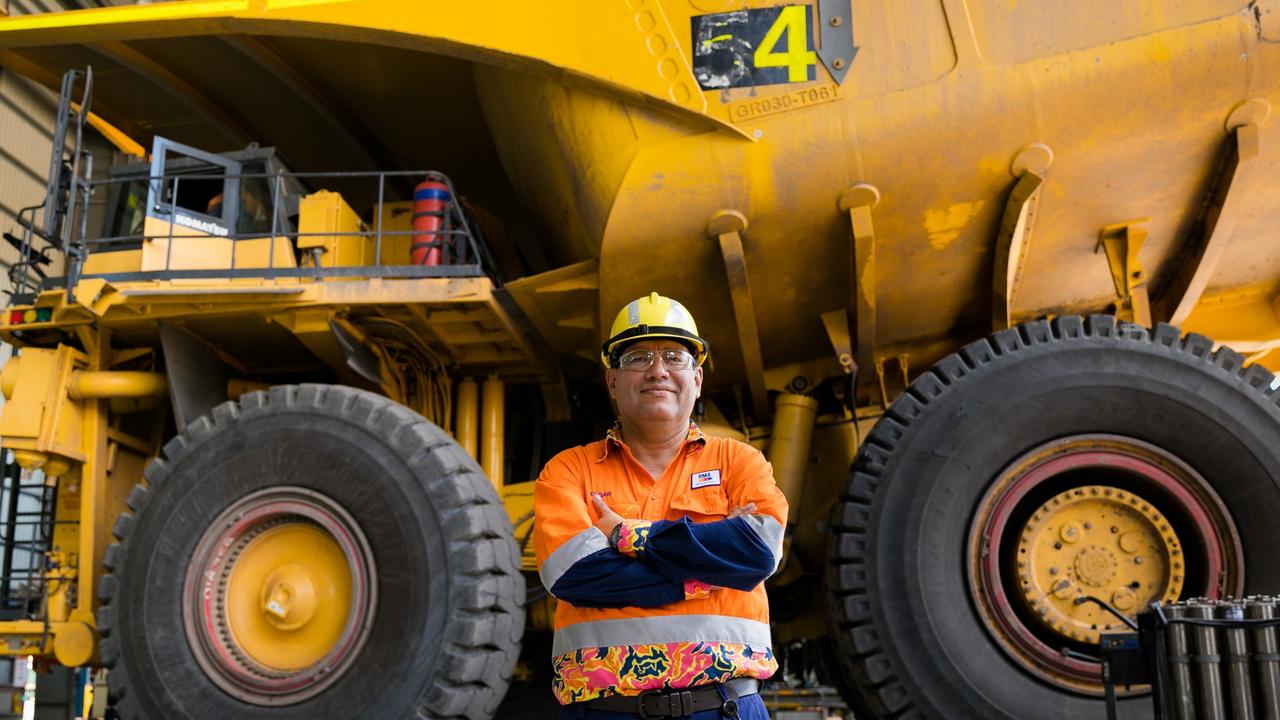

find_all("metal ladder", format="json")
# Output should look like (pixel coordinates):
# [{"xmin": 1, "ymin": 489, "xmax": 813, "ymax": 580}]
[
  {"xmin": 0, "ymin": 455, "xmax": 58, "ymax": 620},
  {"xmin": 7, "ymin": 66, "xmax": 94, "ymax": 301}
]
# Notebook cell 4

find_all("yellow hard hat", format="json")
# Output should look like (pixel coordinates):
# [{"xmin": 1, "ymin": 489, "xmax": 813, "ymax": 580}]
[{"xmin": 600, "ymin": 292, "xmax": 708, "ymax": 368}]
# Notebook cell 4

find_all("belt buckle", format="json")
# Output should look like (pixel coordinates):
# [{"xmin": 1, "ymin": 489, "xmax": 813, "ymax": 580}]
[{"xmin": 636, "ymin": 688, "xmax": 664, "ymax": 720}]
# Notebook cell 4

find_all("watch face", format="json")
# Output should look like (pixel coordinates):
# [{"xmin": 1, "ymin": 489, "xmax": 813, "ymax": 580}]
[{"xmin": 722, "ymin": 699, "xmax": 738, "ymax": 717}]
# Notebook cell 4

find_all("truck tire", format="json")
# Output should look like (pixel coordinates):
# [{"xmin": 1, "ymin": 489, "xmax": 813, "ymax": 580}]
[
  {"xmin": 97, "ymin": 384, "xmax": 524, "ymax": 719},
  {"xmin": 827, "ymin": 316, "xmax": 1280, "ymax": 719}
]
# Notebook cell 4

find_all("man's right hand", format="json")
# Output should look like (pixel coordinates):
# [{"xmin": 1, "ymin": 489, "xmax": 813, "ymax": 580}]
[
  {"xmin": 590, "ymin": 496, "xmax": 755, "ymax": 539},
  {"xmin": 591, "ymin": 493, "xmax": 623, "ymax": 537}
]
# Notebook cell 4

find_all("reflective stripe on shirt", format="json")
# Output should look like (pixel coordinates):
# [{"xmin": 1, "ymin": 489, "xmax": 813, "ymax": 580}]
[
  {"xmin": 742, "ymin": 514, "xmax": 785, "ymax": 573},
  {"xmin": 540, "ymin": 527, "xmax": 608, "ymax": 591},
  {"xmin": 552, "ymin": 613, "xmax": 772, "ymax": 656}
]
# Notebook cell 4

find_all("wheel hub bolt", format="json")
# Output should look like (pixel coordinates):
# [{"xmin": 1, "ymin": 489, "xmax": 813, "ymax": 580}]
[{"xmin": 1060, "ymin": 523, "xmax": 1082, "ymax": 543}]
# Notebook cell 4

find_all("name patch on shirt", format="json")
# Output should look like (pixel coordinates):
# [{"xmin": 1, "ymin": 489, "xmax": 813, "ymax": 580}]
[{"xmin": 691, "ymin": 469, "xmax": 721, "ymax": 489}]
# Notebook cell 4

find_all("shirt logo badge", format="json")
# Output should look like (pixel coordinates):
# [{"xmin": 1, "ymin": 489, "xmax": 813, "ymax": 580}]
[{"xmin": 691, "ymin": 469, "xmax": 721, "ymax": 489}]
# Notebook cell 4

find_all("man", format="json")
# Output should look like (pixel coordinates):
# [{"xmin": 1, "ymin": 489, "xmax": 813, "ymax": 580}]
[{"xmin": 535, "ymin": 292, "xmax": 787, "ymax": 719}]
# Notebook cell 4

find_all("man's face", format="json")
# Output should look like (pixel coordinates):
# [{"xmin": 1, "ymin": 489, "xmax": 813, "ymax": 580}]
[{"xmin": 607, "ymin": 339, "xmax": 704, "ymax": 430}]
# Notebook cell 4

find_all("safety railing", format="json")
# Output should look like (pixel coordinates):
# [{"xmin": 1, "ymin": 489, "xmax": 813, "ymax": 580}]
[
  {"xmin": 5, "ymin": 201, "xmax": 66, "ymax": 298},
  {"xmin": 7, "ymin": 167, "xmax": 498, "ymax": 305}
]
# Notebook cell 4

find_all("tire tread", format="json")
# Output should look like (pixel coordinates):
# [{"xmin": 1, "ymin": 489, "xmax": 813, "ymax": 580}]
[
  {"xmin": 97, "ymin": 383, "xmax": 523, "ymax": 719},
  {"xmin": 826, "ymin": 315, "xmax": 1280, "ymax": 718}
]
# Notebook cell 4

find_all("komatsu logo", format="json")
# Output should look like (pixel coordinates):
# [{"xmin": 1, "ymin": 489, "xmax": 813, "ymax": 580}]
[{"xmin": 173, "ymin": 212, "xmax": 229, "ymax": 237}]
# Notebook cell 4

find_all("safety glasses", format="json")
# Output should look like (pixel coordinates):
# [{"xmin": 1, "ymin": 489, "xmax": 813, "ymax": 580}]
[{"xmin": 616, "ymin": 348, "xmax": 697, "ymax": 371}]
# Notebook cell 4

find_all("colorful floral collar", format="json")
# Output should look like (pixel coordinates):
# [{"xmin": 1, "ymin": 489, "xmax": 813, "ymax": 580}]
[{"xmin": 598, "ymin": 420, "xmax": 705, "ymax": 461}]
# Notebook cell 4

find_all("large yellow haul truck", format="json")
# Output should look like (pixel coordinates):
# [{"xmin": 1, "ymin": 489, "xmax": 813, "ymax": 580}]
[{"xmin": 0, "ymin": 1, "xmax": 1278, "ymax": 718}]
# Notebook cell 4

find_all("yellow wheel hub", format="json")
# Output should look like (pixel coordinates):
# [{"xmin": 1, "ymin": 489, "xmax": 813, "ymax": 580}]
[
  {"xmin": 1016, "ymin": 485, "xmax": 1183, "ymax": 643},
  {"xmin": 224, "ymin": 523, "xmax": 353, "ymax": 671},
  {"xmin": 260, "ymin": 563, "xmax": 319, "ymax": 631}
]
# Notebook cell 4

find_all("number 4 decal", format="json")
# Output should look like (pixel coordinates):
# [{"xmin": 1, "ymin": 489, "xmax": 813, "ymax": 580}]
[
  {"xmin": 691, "ymin": 5, "xmax": 827, "ymax": 90},
  {"xmin": 753, "ymin": 6, "xmax": 817, "ymax": 82}
]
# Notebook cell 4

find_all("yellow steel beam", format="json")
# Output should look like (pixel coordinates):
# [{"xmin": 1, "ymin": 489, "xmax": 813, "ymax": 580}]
[
  {"xmin": 819, "ymin": 308, "xmax": 855, "ymax": 377},
  {"xmin": 69, "ymin": 101, "xmax": 145, "ymax": 158},
  {"xmin": 992, "ymin": 168, "xmax": 1045, "ymax": 331},
  {"xmin": 80, "ymin": 277, "xmax": 492, "ymax": 316},
  {"xmin": 455, "ymin": 378, "xmax": 478, "ymax": 459},
  {"xmin": 67, "ymin": 370, "xmax": 166, "ymax": 400},
  {"xmin": 839, "ymin": 184, "xmax": 880, "ymax": 402},
  {"xmin": 1156, "ymin": 123, "xmax": 1262, "ymax": 326},
  {"xmin": 480, "ymin": 374, "xmax": 503, "ymax": 491},
  {"xmin": 76, "ymin": 327, "xmax": 111, "ymax": 643},
  {"xmin": 708, "ymin": 210, "xmax": 769, "ymax": 424}
]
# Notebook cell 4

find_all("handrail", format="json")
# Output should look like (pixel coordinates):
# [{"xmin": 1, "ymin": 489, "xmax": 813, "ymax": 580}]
[{"xmin": 7, "ymin": 165, "xmax": 496, "ymax": 302}]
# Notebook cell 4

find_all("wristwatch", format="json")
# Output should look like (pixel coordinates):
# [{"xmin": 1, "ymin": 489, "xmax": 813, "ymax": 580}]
[{"xmin": 609, "ymin": 522, "xmax": 623, "ymax": 550}]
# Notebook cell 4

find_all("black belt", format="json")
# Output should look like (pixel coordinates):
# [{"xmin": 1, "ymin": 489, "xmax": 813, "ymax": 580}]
[{"xmin": 583, "ymin": 678, "xmax": 759, "ymax": 718}]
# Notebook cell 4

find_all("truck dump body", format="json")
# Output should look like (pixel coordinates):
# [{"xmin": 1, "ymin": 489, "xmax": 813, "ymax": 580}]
[{"xmin": 2, "ymin": 0, "xmax": 1278, "ymax": 380}]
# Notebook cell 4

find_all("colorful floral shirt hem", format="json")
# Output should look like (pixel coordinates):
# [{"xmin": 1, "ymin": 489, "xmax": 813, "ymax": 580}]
[{"xmin": 552, "ymin": 641, "xmax": 776, "ymax": 705}]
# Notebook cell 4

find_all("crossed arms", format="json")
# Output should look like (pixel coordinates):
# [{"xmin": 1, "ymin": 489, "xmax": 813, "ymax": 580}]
[{"xmin": 534, "ymin": 451, "xmax": 787, "ymax": 609}]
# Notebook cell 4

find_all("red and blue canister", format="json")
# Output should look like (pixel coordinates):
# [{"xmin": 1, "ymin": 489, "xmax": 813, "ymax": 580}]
[{"xmin": 412, "ymin": 180, "xmax": 450, "ymax": 266}]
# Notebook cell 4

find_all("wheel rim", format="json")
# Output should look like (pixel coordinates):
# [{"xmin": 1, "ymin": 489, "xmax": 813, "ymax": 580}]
[
  {"xmin": 183, "ymin": 487, "xmax": 377, "ymax": 705},
  {"xmin": 1014, "ymin": 485, "xmax": 1184, "ymax": 641},
  {"xmin": 967, "ymin": 435, "xmax": 1242, "ymax": 694}
]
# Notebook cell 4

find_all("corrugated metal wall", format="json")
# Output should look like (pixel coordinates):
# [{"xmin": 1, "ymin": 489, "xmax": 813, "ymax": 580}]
[
  {"xmin": 6, "ymin": 1, "xmax": 68, "ymax": 14},
  {"xmin": 0, "ymin": 70, "xmax": 64, "ymax": 283},
  {"xmin": 0, "ymin": 0, "xmax": 64, "ymax": 641},
  {"xmin": 0, "ymin": 1, "xmax": 119, "ymax": 296},
  {"xmin": 0, "ymin": 5, "xmax": 118, "ymax": 718}
]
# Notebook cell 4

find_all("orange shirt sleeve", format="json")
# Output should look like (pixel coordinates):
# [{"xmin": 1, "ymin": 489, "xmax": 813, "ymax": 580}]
[
  {"xmin": 533, "ymin": 449, "xmax": 594, "ymax": 569},
  {"xmin": 723, "ymin": 441, "xmax": 788, "ymax": 526}
]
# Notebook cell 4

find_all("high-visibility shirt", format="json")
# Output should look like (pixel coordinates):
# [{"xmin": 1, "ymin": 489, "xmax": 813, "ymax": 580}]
[{"xmin": 534, "ymin": 422, "xmax": 788, "ymax": 705}]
